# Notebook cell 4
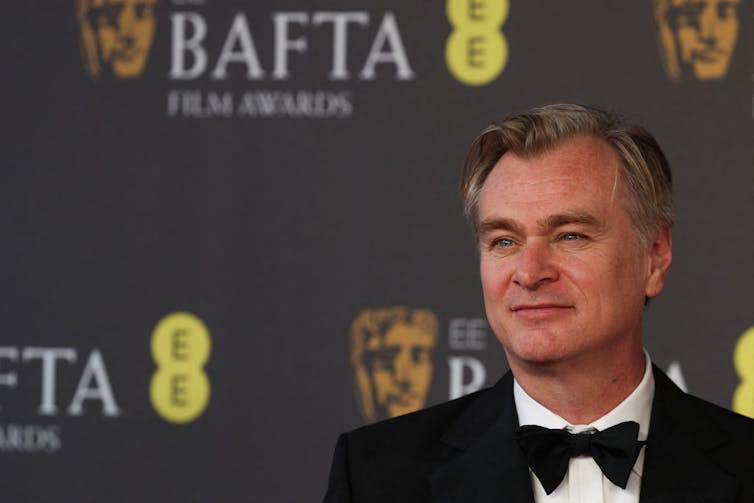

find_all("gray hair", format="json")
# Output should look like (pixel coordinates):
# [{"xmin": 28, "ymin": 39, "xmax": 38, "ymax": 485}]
[{"xmin": 460, "ymin": 104, "xmax": 673, "ymax": 244}]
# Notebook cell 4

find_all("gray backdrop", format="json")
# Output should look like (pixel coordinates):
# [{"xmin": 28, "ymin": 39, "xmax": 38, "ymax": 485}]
[{"xmin": 3, "ymin": 1, "xmax": 753, "ymax": 501}]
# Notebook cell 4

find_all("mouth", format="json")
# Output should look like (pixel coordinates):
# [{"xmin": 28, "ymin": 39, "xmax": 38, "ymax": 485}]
[
  {"xmin": 510, "ymin": 304, "xmax": 573, "ymax": 318},
  {"xmin": 113, "ymin": 46, "xmax": 143, "ymax": 62},
  {"xmin": 690, "ymin": 48, "xmax": 724, "ymax": 63},
  {"xmin": 385, "ymin": 392, "xmax": 420, "ymax": 407}
]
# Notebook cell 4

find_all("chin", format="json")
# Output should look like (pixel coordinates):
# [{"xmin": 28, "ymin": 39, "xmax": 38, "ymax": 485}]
[{"xmin": 502, "ymin": 335, "xmax": 574, "ymax": 367}]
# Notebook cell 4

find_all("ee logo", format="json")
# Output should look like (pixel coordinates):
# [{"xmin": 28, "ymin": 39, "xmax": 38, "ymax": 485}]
[
  {"xmin": 733, "ymin": 326, "xmax": 754, "ymax": 418},
  {"xmin": 446, "ymin": 0, "xmax": 509, "ymax": 86},
  {"xmin": 150, "ymin": 312, "xmax": 211, "ymax": 423}
]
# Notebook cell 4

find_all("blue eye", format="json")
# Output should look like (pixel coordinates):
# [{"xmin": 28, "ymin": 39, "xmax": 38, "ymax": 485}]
[
  {"xmin": 495, "ymin": 238, "xmax": 513, "ymax": 248},
  {"xmin": 560, "ymin": 232, "xmax": 586, "ymax": 241}
]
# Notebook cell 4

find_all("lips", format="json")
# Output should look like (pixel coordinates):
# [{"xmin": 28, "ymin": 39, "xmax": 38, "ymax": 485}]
[
  {"xmin": 114, "ymin": 48, "xmax": 142, "ymax": 61},
  {"xmin": 511, "ymin": 303, "xmax": 570, "ymax": 310},
  {"xmin": 690, "ymin": 49, "xmax": 724, "ymax": 63},
  {"xmin": 510, "ymin": 304, "xmax": 573, "ymax": 317}
]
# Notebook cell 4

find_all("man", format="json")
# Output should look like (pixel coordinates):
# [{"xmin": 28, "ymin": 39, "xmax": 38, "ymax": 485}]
[
  {"xmin": 77, "ymin": 0, "xmax": 158, "ymax": 79},
  {"xmin": 655, "ymin": 0, "xmax": 741, "ymax": 81},
  {"xmin": 323, "ymin": 104, "xmax": 754, "ymax": 502},
  {"xmin": 350, "ymin": 307, "xmax": 438, "ymax": 421}
]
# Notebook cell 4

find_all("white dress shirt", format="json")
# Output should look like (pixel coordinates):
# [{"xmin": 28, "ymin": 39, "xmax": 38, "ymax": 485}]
[{"xmin": 514, "ymin": 352, "xmax": 654, "ymax": 503}]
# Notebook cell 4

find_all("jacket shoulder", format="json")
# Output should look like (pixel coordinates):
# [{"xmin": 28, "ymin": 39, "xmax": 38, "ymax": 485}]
[
  {"xmin": 682, "ymin": 391, "xmax": 754, "ymax": 437},
  {"xmin": 654, "ymin": 366, "xmax": 754, "ymax": 435},
  {"xmin": 327, "ymin": 388, "xmax": 492, "ymax": 502},
  {"xmin": 347, "ymin": 387, "xmax": 488, "ymax": 454}
]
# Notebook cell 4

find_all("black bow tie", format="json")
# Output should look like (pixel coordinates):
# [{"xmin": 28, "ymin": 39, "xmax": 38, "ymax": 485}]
[{"xmin": 515, "ymin": 421, "xmax": 646, "ymax": 495}]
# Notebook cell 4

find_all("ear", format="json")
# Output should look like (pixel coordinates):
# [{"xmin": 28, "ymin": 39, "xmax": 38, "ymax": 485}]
[{"xmin": 644, "ymin": 226, "xmax": 673, "ymax": 299}]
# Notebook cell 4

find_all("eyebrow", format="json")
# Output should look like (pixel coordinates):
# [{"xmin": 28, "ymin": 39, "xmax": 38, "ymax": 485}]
[
  {"xmin": 541, "ymin": 212, "xmax": 601, "ymax": 230},
  {"xmin": 478, "ymin": 217, "xmax": 525, "ymax": 237},
  {"xmin": 478, "ymin": 212, "xmax": 603, "ymax": 236}
]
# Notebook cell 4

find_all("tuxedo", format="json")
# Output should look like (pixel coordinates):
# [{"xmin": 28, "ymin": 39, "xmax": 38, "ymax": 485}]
[{"xmin": 323, "ymin": 366, "xmax": 754, "ymax": 502}]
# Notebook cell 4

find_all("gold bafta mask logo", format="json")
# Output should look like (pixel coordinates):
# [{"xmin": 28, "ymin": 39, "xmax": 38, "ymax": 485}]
[
  {"xmin": 655, "ymin": 0, "xmax": 741, "ymax": 81},
  {"xmin": 350, "ymin": 307, "xmax": 438, "ymax": 422},
  {"xmin": 76, "ymin": 0, "xmax": 158, "ymax": 79}
]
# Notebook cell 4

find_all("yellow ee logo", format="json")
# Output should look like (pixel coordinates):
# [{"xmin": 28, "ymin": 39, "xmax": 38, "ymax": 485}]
[
  {"xmin": 445, "ymin": 0, "xmax": 509, "ymax": 86},
  {"xmin": 150, "ymin": 312, "xmax": 211, "ymax": 423},
  {"xmin": 733, "ymin": 326, "xmax": 754, "ymax": 418}
]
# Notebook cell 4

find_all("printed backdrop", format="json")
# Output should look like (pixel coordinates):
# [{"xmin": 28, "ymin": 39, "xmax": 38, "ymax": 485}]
[{"xmin": 3, "ymin": 1, "xmax": 754, "ymax": 501}]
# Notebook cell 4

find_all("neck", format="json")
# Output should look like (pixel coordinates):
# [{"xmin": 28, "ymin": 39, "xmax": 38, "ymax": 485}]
[{"xmin": 509, "ymin": 343, "xmax": 646, "ymax": 424}]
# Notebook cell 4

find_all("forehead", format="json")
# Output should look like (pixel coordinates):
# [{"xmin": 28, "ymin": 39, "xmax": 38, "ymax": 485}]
[{"xmin": 478, "ymin": 135, "xmax": 622, "ymax": 222}]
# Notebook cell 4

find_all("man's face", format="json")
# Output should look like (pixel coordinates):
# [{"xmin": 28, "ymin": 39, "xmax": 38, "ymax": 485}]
[
  {"xmin": 670, "ymin": 0, "xmax": 740, "ymax": 79},
  {"xmin": 86, "ymin": 0, "xmax": 157, "ymax": 77},
  {"xmin": 477, "ymin": 135, "xmax": 669, "ymax": 371},
  {"xmin": 368, "ymin": 323, "xmax": 434, "ymax": 418}
]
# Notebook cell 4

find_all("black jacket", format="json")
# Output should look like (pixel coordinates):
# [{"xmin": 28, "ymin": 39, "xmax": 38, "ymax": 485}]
[{"xmin": 323, "ymin": 366, "xmax": 754, "ymax": 502}]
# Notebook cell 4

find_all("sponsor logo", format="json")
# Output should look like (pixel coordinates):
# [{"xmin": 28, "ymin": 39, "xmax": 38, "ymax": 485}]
[
  {"xmin": 0, "ymin": 424, "xmax": 61, "ymax": 453},
  {"xmin": 349, "ymin": 307, "xmax": 693, "ymax": 423},
  {"xmin": 446, "ymin": 0, "xmax": 509, "ymax": 86},
  {"xmin": 165, "ymin": 8, "xmax": 413, "ymax": 119},
  {"xmin": 350, "ymin": 307, "xmax": 497, "ymax": 422},
  {"xmin": 733, "ymin": 325, "xmax": 754, "ymax": 418},
  {"xmin": 350, "ymin": 307, "xmax": 438, "ymax": 422},
  {"xmin": 77, "ymin": 0, "xmax": 158, "ymax": 79},
  {"xmin": 0, "ymin": 346, "xmax": 121, "ymax": 453},
  {"xmin": 150, "ymin": 311, "xmax": 212, "ymax": 423},
  {"xmin": 166, "ymin": 11, "xmax": 414, "ymax": 82},
  {"xmin": 77, "ymin": 0, "xmax": 417, "ymax": 119},
  {"xmin": 654, "ymin": 0, "xmax": 741, "ymax": 81},
  {"xmin": 0, "ymin": 310, "xmax": 213, "ymax": 454}
]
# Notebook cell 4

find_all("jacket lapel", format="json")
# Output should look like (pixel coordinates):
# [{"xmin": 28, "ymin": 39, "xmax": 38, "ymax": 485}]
[
  {"xmin": 640, "ymin": 366, "xmax": 739, "ymax": 503},
  {"xmin": 428, "ymin": 372, "xmax": 534, "ymax": 503}
]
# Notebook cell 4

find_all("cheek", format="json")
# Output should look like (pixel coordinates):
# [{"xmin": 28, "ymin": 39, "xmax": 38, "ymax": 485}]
[
  {"xmin": 676, "ymin": 29, "xmax": 697, "ymax": 50},
  {"xmin": 550, "ymin": 252, "xmax": 595, "ymax": 290},
  {"xmin": 99, "ymin": 31, "xmax": 117, "ymax": 49},
  {"xmin": 592, "ymin": 254, "xmax": 646, "ymax": 312},
  {"xmin": 719, "ymin": 25, "xmax": 738, "ymax": 49},
  {"xmin": 372, "ymin": 372, "xmax": 392, "ymax": 392},
  {"xmin": 559, "ymin": 252, "xmax": 632, "ymax": 308},
  {"xmin": 414, "ymin": 365, "xmax": 432, "ymax": 386},
  {"xmin": 480, "ymin": 258, "xmax": 511, "ymax": 297},
  {"xmin": 137, "ymin": 20, "xmax": 156, "ymax": 39}
]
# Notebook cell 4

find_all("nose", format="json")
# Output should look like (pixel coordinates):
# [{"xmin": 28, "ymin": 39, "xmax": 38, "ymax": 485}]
[
  {"xmin": 697, "ymin": 4, "xmax": 718, "ymax": 44},
  {"xmin": 393, "ymin": 349, "xmax": 411, "ymax": 381},
  {"xmin": 512, "ymin": 239, "xmax": 558, "ymax": 290},
  {"xmin": 118, "ymin": 5, "xmax": 137, "ymax": 38}
]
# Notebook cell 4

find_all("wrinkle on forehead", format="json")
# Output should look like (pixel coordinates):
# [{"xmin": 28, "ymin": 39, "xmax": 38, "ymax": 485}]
[
  {"xmin": 485, "ymin": 170, "xmax": 619, "ymax": 206},
  {"xmin": 479, "ymin": 135, "xmax": 625, "ymax": 223},
  {"xmin": 610, "ymin": 167, "xmax": 619, "ymax": 205}
]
